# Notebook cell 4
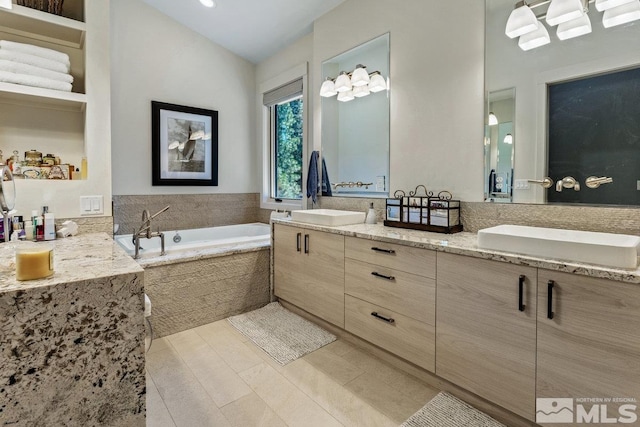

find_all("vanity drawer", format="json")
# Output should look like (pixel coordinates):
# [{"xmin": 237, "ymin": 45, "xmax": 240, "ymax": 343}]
[
  {"xmin": 345, "ymin": 295, "xmax": 435, "ymax": 372},
  {"xmin": 345, "ymin": 236, "xmax": 436, "ymax": 278},
  {"xmin": 345, "ymin": 258, "xmax": 435, "ymax": 324}
]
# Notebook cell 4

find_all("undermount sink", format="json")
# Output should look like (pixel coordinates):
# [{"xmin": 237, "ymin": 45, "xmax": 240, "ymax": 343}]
[
  {"xmin": 477, "ymin": 225, "xmax": 640, "ymax": 269},
  {"xmin": 290, "ymin": 209, "xmax": 365, "ymax": 227}
]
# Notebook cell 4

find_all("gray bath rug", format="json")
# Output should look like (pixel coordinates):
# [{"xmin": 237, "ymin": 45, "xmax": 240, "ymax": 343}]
[
  {"xmin": 227, "ymin": 302, "xmax": 336, "ymax": 365},
  {"xmin": 401, "ymin": 392, "xmax": 506, "ymax": 427}
]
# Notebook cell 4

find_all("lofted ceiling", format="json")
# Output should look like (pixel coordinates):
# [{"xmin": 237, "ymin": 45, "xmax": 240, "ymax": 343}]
[{"xmin": 141, "ymin": 0, "xmax": 346, "ymax": 64}]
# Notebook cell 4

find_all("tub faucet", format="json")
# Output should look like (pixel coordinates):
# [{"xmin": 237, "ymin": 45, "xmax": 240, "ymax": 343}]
[{"xmin": 133, "ymin": 205, "xmax": 170, "ymax": 259}]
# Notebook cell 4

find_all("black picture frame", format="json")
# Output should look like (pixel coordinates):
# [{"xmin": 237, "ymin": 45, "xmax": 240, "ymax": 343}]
[{"xmin": 151, "ymin": 101, "xmax": 218, "ymax": 186}]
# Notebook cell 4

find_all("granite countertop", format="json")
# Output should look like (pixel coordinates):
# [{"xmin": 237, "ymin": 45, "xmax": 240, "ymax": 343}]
[
  {"xmin": 273, "ymin": 219, "xmax": 640, "ymax": 284},
  {"xmin": 0, "ymin": 233, "xmax": 144, "ymax": 293}
]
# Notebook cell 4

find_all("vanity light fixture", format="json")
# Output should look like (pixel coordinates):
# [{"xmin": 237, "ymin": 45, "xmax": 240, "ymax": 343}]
[
  {"xmin": 334, "ymin": 72, "xmax": 352, "ymax": 93},
  {"xmin": 320, "ymin": 66, "xmax": 387, "ymax": 100},
  {"xmin": 319, "ymin": 78, "xmax": 337, "ymax": 97},
  {"xmin": 546, "ymin": 0, "xmax": 585, "ymax": 26},
  {"xmin": 603, "ymin": 0, "xmax": 640, "ymax": 27},
  {"xmin": 503, "ymin": 133, "xmax": 514, "ymax": 144},
  {"xmin": 518, "ymin": 22, "xmax": 551, "ymax": 50},
  {"xmin": 505, "ymin": 1, "xmax": 539, "ymax": 38},
  {"xmin": 489, "ymin": 112, "xmax": 499, "ymax": 126},
  {"xmin": 337, "ymin": 90, "xmax": 355, "ymax": 102},
  {"xmin": 368, "ymin": 72, "xmax": 387, "ymax": 93},
  {"xmin": 505, "ymin": 0, "xmax": 635, "ymax": 50},
  {"xmin": 199, "ymin": 0, "xmax": 216, "ymax": 7},
  {"xmin": 557, "ymin": 13, "xmax": 592, "ymax": 39},
  {"xmin": 353, "ymin": 85, "xmax": 371, "ymax": 98},
  {"xmin": 350, "ymin": 64, "xmax": 370, "ymax": 87},
  {"xmin": 595, "ymin": 0, "xmax": 635, "ymax": 11}
]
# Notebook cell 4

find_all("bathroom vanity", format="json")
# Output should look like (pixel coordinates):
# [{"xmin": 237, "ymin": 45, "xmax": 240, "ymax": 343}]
[
  {"xmin": 272, "ymin": 219, "xmax": 640, "ymax": 426},
  {"xmin": 0, "ymin": 233, "xmax": 146, "ymax": 426}
]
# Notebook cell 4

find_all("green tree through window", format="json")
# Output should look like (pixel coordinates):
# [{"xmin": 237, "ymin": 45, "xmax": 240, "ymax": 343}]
[{"xmin": 274, "ymin": 98, "xmax": 303, "ymax": 199}]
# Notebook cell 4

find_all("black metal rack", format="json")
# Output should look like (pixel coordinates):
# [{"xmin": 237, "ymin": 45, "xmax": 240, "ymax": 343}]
[{"xmin": 384, "ymin": 185, "xmax": 463, "ymax": 234}]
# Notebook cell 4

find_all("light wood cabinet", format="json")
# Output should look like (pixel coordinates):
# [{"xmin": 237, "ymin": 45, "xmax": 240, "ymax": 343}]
[
  {"xmin": 344, "ymin": 236, "xmax": 436, "ymax": 371},
  {"xmin": 436, "ymin": 252, "xmax": 537, "ymax": 421},
  {"xmin": 273, "ymin": 223, "xmax": 345, "ymax": 328},
  {"xmin": 537, "ymin": 270, "xmax": 640, "ymax": 425}
]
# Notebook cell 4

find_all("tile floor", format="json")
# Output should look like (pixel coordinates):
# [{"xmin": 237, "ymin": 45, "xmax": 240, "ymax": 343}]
[{"xmin": 146, "ymin": 318, "xmax": 441, "ymax": 427}]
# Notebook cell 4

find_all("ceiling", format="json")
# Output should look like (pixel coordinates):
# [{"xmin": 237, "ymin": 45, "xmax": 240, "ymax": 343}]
[{"xmin": 141, "ymin": 0, "xmax": 346, "ymax": 64}]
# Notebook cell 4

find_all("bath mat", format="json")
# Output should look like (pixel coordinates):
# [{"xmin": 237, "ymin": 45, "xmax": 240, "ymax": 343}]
[
  {"xmin": 401, "ymin": 392, "xmax": 506, "ymax": 427},
  {"xmin": 227, "ymin": 302, "xmax": 336, "ymax": 365}
]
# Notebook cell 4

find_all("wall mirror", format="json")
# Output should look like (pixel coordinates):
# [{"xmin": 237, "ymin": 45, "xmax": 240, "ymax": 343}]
[
  {"xmin": 321, "ymin": 33, "xmax": 390, "ymax": 198},
  {"xmin": 486, "ymin": 0, "xmax": 640, "ymax": 206},
  {"xmin": 485, "ymin": 88, "xmax": 515, "ymax": 202}
]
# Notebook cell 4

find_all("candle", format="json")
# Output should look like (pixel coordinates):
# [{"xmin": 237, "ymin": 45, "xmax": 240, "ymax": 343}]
[{"xmin": 16, "ymin": 245, "xmax": 54, "ymax": 281}]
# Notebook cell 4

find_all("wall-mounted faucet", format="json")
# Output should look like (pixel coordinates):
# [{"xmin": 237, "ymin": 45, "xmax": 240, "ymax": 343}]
[
  {"xmin": 556, "ymin": 177, "xmax": 580, "ymax": 192},
  {"xmin": 133, "ymin": 205, "xmax": 170, "ymax": 259},
  {"xmin": 527, "ymin": 177, "xmax": 554, "ymax": 188},
  {"xmin": 585, "ymin": 176, "xmax": 613, "ymax": 189}
]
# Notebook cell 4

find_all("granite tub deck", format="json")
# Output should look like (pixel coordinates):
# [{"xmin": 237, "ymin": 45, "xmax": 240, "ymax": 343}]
[
  {"xmin": 134, "ymin": 240, "xmax": 270, "ymax": 338},
  {"xmin": 0, "ymin": 233, "xmax": 146, "ymax": 427},
  {"xmin": 272, "ymin": 219, "xmax": 640, "ymax": 284}
]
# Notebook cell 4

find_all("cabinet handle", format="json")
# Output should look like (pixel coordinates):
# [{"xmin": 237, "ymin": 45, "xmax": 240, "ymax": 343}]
[
  {"xmin": 547, "ymin": 280, "xmax": 555, "ymax": 319},
  {"xmin": 371, "ymin": 272, "xmax": 395, "ymax": 281},
  {"xmin": 296, "ymin": 233, "xmax": 301, "ymax": 252},
  {"xmin": 304, "ymin": 234, "xmax": 309, "ymax": 254},
  {"xmin": 371, "ymin": 312, "xmax": 395, "ymax": 324},
  {"xmin": 371, "ymin": 247, "xmax": 396, "ymax": 254},
  {"xmin": 518, "ymin": 275, "xmax": 526, "ymax": 312}
]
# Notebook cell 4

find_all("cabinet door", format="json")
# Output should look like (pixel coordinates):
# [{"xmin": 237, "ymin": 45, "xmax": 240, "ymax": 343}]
[
  {"xmin": 537, "ymin": 270, "xmax": 640, "ymax": 424},
  {"xmin": 436, "ymin": 252, "xmax": 537, "ymax": 420},
  {"xmin": 303, "ymin": 229, "xmax": 345, "ymax": 328},
  {"xmin": 273, "ymin": 224, "xmax": 306, "ymax": 307}
]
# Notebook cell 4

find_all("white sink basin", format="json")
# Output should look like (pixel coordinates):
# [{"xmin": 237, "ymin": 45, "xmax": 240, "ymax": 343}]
[
  {"xmin": 291, "ymin": 209, "xmax": 365, "ymax": 227},
  {"xmin": 477, "ymin": 225, "xmax": 640, "ymax": 269}
]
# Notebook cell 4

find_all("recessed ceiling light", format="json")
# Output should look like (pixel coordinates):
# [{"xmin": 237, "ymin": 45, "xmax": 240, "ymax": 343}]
[{"xmin": 200, "ymin": 0, "xmax": 216, "ymax": 7}]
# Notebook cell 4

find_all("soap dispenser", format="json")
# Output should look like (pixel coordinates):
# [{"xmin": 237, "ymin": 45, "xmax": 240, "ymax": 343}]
[{"xmin": 365, "ymin": 203, "xmax": 377, "ymax": 224}]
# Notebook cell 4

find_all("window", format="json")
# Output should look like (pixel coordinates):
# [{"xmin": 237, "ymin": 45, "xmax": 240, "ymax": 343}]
[
  {"xmin": 271, "ymin": 96, "xmax": 303, "ymax": 199},
  {"xmin": 260, "ymin": 64, "xmax": 307, "ymax": 210}
]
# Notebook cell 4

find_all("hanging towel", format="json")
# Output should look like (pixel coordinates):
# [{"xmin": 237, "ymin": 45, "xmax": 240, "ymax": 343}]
[
  {"xmin": 0, "ymin": 50, "xmax": 70, "ymax": 74},
  {"xmin": 0, "ymin": 59, "xmax": 73, "ymax": 83},
  {"xmin": 307, "ymin": 151, "xmax": 320, "ymax": 204},
  {"xmin": 0, "ymin": 40, "xmax": 70, "ymax": 67},
  {"xmin": 321, "ymin": 157, "xmax": 332, "ymax": 196},
  {"xmin": 0, "ymin": 70, "xmax": 72, "ymax": 92}
]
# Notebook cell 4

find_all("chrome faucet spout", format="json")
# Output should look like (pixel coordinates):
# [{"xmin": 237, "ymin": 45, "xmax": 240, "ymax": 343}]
[{"xmin": 133, "ymin": 205, "xmax": 170, "ymax": 259}]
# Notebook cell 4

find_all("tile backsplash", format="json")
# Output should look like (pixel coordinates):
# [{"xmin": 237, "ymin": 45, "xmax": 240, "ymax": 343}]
[{"xmin": 320, "ymin": 197, "xmax": 640, "ymax": 235}]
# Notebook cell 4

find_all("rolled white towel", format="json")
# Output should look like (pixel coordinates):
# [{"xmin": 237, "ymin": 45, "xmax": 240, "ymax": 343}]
[
  {"xmin": 0, "ymin": 50, "xmax": 69, "ymax": 74},
  {"xmin": 0, "ymin": 40, "xmax": 70, "ymax": 67},
  {"xmin": 0, "ymin": 70, "xmax": 72, "ymax": 92},
  {"xmin": 0, "ymin": 59, "xmax": 73, "ymax": 83}
]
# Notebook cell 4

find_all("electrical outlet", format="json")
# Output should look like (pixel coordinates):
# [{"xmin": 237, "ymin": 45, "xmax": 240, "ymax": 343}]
[
  {"xmin": 514, "ymin": 179, "xmax": 530, "ymax": 190},
  {"xmin": 637, "ymin": 180, "xmax": 640, "ymax": 191}
]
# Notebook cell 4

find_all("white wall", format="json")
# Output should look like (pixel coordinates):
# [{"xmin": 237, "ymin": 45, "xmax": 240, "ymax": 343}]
[
  {"xmin": 312, "ymin": 0, "xmax": 486, "ymax": 202},
  {"xmin": 110, "ymin": 0, "xmax": 257, "ymax": 195}
]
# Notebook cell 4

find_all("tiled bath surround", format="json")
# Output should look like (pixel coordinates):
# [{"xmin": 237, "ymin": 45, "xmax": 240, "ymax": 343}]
[
  {"xmin": 319, "ymin": 197, "xmax": 640, "ymax": 235},
  {"xmin": 113, "ymin": 194, "xmax": 271, "ymax": 235},
  {"xmin": 144, "ymin": 249, "xmax": 270, "ymax": 338}
]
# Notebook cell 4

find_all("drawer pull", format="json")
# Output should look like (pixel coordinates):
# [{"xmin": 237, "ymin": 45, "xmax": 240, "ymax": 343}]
[
  {"xmin": 304, "ymin": 234, "xmax": 310, "ymax": 254},
  {"xmin": 518, "ymin": 275, "xmax": 526, "ymax": 312},
  {"xmin": 547, "ymin": 280, "xmax": 555, "ymax": 319},
  {"xmin": 371, "ymin": 247, "xmax": 396, "ymax": 254},
  {"xmin": 296, "ymin": 233, "xmax": 301, "ymax": 252},
  {"xmin": 371, "ymin": 271, "xmax": 395, "ymax": 281},
  {"xmin": 371, "ymin": 311, "xmax": 395, "ymax": 324}
]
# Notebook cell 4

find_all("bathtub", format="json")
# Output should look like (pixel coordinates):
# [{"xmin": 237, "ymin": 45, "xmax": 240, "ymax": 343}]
[
  {"xmin": 114, "ymin": 222, "xmax": 272, "ymax": 338},
  {"xmin": 114, "ymin": 222, "xmax": 270, "ymax": 258}
]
